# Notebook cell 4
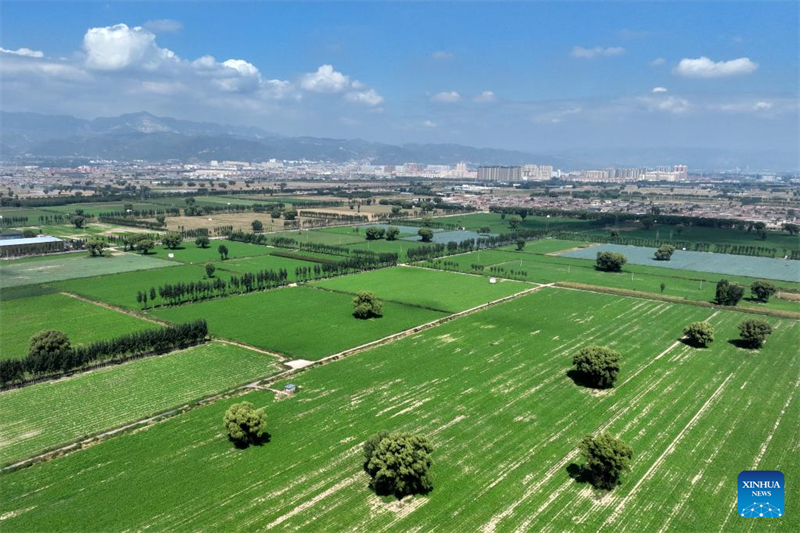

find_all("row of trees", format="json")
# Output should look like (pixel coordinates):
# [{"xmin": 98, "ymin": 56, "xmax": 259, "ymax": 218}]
[
  {"xmin": 144, "ymin": 268, "xmax": 289, "ymax": 307},
  {"xmin": 365, "ymin": 226, "xmax": 401, "ymax": 241},
  {"xmin": 0, "ymin": 321, "xmax": 208, "ymax": 387},
  {"xmin": 715, "ymin": 279, "xmax": 779, "ymax": 306}
]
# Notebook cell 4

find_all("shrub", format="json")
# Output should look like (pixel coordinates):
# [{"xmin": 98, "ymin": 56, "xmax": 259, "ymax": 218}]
[
  {"xmin": 251, "ymin": 219, "xmax": 264, "ymax": 232},
  {"xmin": 353, "ymin": 291, "xmax": 383, "ymax": 319},
  {"xmin": 578, "ymin": 433, "xmax": 633, "ymax": 490},
  {"xmin": 365, "ymin": 227, "xmax": 385, "ymax": 240},
  {"xmin": 364, "ymin": 432, "xmax": 433, "ymax": 498},
  {"xmin": 683, "ymin": 321, "xmax": 714, "ymax": 347},
  {"xmin": 738, "ymin": 319, "xmax": 772, "ymax": 348},
  {"xmin": 516, "ymin": 238, "xmax": 526, "ymax": 251},
  {"xmin": 595, "ymin": 251, "xmax": 627, "ymax": 272},
  {"xmin": 572, "ymin": 346, "xmax": 621, "ymax": 389},
  {"xmin": 28, "ymin": 330, "xmax": 71, "ymax": 360},
  {"xmin": 751, "ymin": 280, "xmax": 777, "ymax": 302},
  {"xmin": 223, "ymin": 402, "xmax": 268, "ymax": 447},
  {"xmin": 162, "ymin": 233, "xmax": 183, "ymax": 249},
  {"xmin": 715, "ymin": 279, "xmax": 744, "ymax": 306}
]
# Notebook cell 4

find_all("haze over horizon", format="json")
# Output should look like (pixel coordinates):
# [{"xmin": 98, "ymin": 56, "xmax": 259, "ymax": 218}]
[{"xmin": 1, "ymin": 1, "xmax": 798, "ymax": 168}]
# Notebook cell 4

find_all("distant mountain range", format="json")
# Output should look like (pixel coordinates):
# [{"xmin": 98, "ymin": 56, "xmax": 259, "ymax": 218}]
[{"xmin": 0, "ymin": 111, "xmax": 563, "ymax": 167}]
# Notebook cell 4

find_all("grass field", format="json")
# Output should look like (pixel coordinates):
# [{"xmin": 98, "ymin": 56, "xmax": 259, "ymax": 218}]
[
  {"xmin": 0, "ymin": 341, "xmax": 281, "ymax": 465},
  {"xmin": 39, "ymin": 202, "xmax": 165, "ymax": 216},
  {"xmin": 591, "ymin": 224, "xmax": 800, "ymax": 252},
  {"xmin": 435, "ymin": 213, "xmax": 594, "ymax": 234},
  {"xmin": 312, "ymin": 266, "xmax": 527, "ymax": 312},
  {"xmin": 144, "ymin": 239, "xmax": 272, "ymax": 263},
  {"xmin": 0, "ymin": 253, "xmax": 176, "ymax": 288},
  {"xmin": 421, "ymin": 245, "xmax": 800, "ymax": 314},
  {"xmin": 152, "ymin": 285, "xmax": 448, "ymax": 359},
  {"xmin": 271, "ymin": 229, "xmax": 365, "ymax": 246},
  {"xmin": 2, "ymin": 288, "xmax": 795, "ymax": 532},
  {"xmin": 0, "ymin": 293, "xmax": 153, "ymax": 359},
  {"xmin": 214, "ymin": 252, "xmax": 332, "ymax": 278}
]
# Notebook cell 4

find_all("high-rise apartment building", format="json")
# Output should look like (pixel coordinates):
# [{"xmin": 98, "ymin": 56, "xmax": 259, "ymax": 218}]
[{"xmin": 477, "ymin": 166, "xmax": 522, "ymax": 182}]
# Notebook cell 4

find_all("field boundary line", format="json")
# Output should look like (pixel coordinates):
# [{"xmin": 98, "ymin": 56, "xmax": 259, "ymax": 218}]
[
  {"xmin": 1, "ymin": 283, "xmax": 551, "ymax": 473},
  {"xmin": 59, "ymin": 291, "xmax": 170, "ymax": 326},
  {"xmin": 215, "ymin": 338, "xmax": 288, "ymax": 362}
]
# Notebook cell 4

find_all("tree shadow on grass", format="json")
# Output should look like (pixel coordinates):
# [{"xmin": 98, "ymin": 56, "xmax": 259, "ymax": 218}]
[
  {"xmin": 566, "ymin": 369, "xmax": 611, "ymax": 390},
  {"xmin": 231, "ymin": 432, "xmax": 272, "ymax": 449},
  {"xmin": 566, "ymin": 463, "xmax": 591, "ymax": 484},
  {"xmin": 727, "ymin": 338, "xmax": 759, "ymax": 350}
]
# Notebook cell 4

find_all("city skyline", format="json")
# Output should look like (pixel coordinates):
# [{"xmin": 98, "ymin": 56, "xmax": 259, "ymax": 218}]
[{"xmin": 1, "ymin": 1, "xmax": 798, "ymax": 166}]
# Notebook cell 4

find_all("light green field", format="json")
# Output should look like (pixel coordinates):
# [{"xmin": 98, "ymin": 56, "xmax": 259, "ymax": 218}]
[
  {"xmin": 0, "ymin": 341, "xmax": 281, "ymax": 465},
  {"xmin": 271, "ymin": 229, "xmax": 365, "ymax": 246},
  {"xmin": 55, "ymin": 264, "xmax": 212, "ymax": 309},
  {"xmin": 422, "ymin": 246, "xmax": 800, "ymax": 313},
  {"xmin": 0, "ymin": 253, "xmax": 175, "ymax": 288},
  {"xmin": 498, "ymin": 238, "xmax": 589, "ymax": 255},
  {"xmin": 152, "ymin": 285, "xmax": 447, "ymax": 359},
  {"xmin": 344, "ymin": 238, "xmax": 429, "ymax": 259},
  {"xmin": 0, "ymin": 293, "xmax": 153, "ymax": 360},
  {"xmin": 2, "ymin": 288, "xmax": 795, "ymax": 532},
  {"xmin": 312, "ymin": 266, "xmax": 527, "ymax": 312},
  {"xmin": 39, "ymin": 202, "xmax": 164, "ymax": 216},
  {"xmin": 144, "ymin": 239, "xmax": 272, "ymax": 263},
  {"xmin": 215, "ymin": 252, "xmax": 329, "ymax": 278}
]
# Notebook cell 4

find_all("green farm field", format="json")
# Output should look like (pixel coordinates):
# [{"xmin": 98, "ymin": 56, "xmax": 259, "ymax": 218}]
[
  {"xmin": 590, "ymin": 224, "xmax": 800, "ymax": 252},
  {"xmin": 144, "ymin": 239, "xmax": 272, "ymax": 263},
  {"xmin": 152, "ymin": 285, "xmax": 448, "ymax": 359},
  {"xmin": 422, "ymin": 246, "xmax": 800, "ymax": 314},
  {"xmin": 312, "ymin": 266, "xmax": 527, "ymax": 312},
  {"xmin": 0, "ymin": 341, "xmax": 281, "ymax": 465},
  {"xmin": 435, "ymin": 213, "xmax": 594, "ymax": 233},
  {"xmin": 270, "ymin": 229, "xmax": 365, "ymax": 246},
  {"xmin": 214, "ymin": 251, "xmax": 332, "ymax": 278},
  {"xmin": 39, "ymin": 201, "xmax": 165, "ymax": 216},
  {"xmin": 0, "ymin": 293, "xmax": 153, "ymax": 359},
  {"xmin": 0, "ymin": 252, "xmax": 175, "ymax": 288},
  {"xmin": 2, "ymin": 288, "xmax": 796, "ymax": 532}
]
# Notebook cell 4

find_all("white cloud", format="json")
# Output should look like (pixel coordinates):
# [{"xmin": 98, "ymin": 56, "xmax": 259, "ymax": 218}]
[
  {"xmin": 571, "ymin": 46, "xmax": 626, "ymax": 59},
  {"xmin": 652, "ymin": 87, "xmax": 668, "ymax": 93},
  {"xmin": 142, "ymin": 19, "xmax": 183, "ymax": 34},
  {"xmin": 650, "ymin": 57, "xmax": 666, "ymax": 67},
  {"xmin": 534, "ymin": 107, "xmax": 582, "ymax": 124},
  {"xmin": 640, "ymin": 95, "xmax": 690, "ymax": 114},
  {"xmin": 423, "ymin": 120, "xmax": 437, "ymax": 128},
  {"xmin": 300, "ymin": 64, "xmax": 350, "ymax": 93},
  {"xmin": 474, "ymin": 91, "xmax": 496, "ymax": 103},
  {"xmin": 222, "ymin": 59, "xmax": 259, "ymax": 78},
  {"xmin": 431, "ymin": 91, "xmax": 461, "ymax": 103},
  {"xmin": 0, "ymin": 47, "xmax": 44, "ymax": 58},
  {"xmin": 673, "ymin": 56, "xmax": 758, "ymax": 78},
  {"xmin": 83, "ymin": 23, "xmax": 176, "ymax": 71},
  {"xmin": 344, "ymin": 89, "xmax": 384, "ymax": 106},
  {"xmin": 754, "ymin": 101, "xmax": 773, "ymax": 110},
  {"xmin": 431, "ymin": 51, "xmax": 454, "ymax": 61}
]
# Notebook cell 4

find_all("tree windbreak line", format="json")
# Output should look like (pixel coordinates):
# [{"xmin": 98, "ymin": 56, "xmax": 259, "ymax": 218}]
[{"xmin": 0, "ymin": 320, "xmax": 208, "ymax": 388}]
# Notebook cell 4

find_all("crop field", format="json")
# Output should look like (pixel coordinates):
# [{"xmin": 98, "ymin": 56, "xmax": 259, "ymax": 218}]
[
  {"xmin": 312, "ymin": 266, "xmax": 527, "ymax": 312},
  {"xmin": 0, "ymin": 341, "xmax": 283, "ymax": 465},
  {"xmin": 562, "ymin": 243, "xmax": 800, "ymax": 283},
  {"xmin": 343, "ymin": 238, "xmax": 429, "ymax": 259},
  {"xmin": 593, "ymin": 224, "xmax": 800, "ymax": 252},
  {"xmin": 271, "ymin": 229, "xmax": 366, "ymax": 246},
  {"xmin": 421, "ymin": 248, "xmax": 800, "ymax": 313},
  {"xmin": 0, "ymin": 253, "xmax": 175, "ymax": 288},
  {"xmin": 214, "ymin": 252, "xmax": 335, "ymax": 279},
  {"xmin": 3, "ymin": 288, "xmax": 796, "ymax": 532},
  {"xmin": 145, "ymin": 239, "xmax": 273, "ymax": 263},
  {"xmin": 0, "ymin": 293, "xmax": 153, "ymax": 359},
  {"xmin": 498, "ymin": 238, "xmax": 589, "ymax": 255},
  {"xmin": 55, "ymin": 264, "xmax": 213, "ymax": 309},
  {"xmin": 39, "ymin": 201, "xmax": 165, "ymax": 215},
  {"xmin": 435, "ymin": 213, "xmax": 594, "ymax": 233},
  {"xmin": 152, "ymin": 285, "xmax": 448, "ymax": 359}
]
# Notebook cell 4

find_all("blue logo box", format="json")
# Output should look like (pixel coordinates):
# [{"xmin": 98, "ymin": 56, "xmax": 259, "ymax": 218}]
[{"xmin": 738, "ymin": 471, "xmax": 784, "ymax": 518}]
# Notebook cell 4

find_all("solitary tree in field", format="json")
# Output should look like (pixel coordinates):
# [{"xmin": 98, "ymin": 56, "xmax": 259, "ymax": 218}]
[
  {"xmin": 572, "ymin": 346, "xmax": 621, "ymax": 389},
  {"xmin": 578, "ymin": 433, "xmax": 633, "ymax": 490},
  {"xmin": 641, "ymin": 216, "xmax": 655, "ymax": 230},
  {"xmin": 418, "ymin": 227, "xmax": 434, "ymax": 242},
  {"xmin": 653, "ymin": 244, "xmax": 675, "ymax": 261},
  {"xmin": 386, "ymin": 226, "xmax": 400, "ymax": 241},
  {"xmin": 751, "ymin": 280, "xmax": 777, "ymax": 302},
  {"xmin": 738, "ymin": 319, "xmax": 772, "ymax": 348},
  {"xmin": 162, "ymin": 233, "xmax": 183, "ymax": 250},
  {"xmin": 516, "ymin": 238, "xmax": 526, "ymax": 251},
  {"xmin": 353, "ymin": 291, "xmax": 383, "ymax": 319},
  {"xmin": 205, "ymin": 263, "xmax": 216, "ymax": 278},
  {"xmin": 284, "ymin": 209, "xmax": 298, "ymax": 221},
  {"xmin": 660, "ymin": 282, "xmax": 666, "ymax": 293},
  {"xmin": 596, "ymin": 251, "xmax": 627, "ymax": 272},
  {"xmin": 364, "ymin": 431, "xmax": 434, "ymax": 498},
  {"xmin": 156, "ymin": 214, "xmax": 166, "ymax": 226},
  {"xmin": 72, "ymin": 215, "xmax": 86, "ymax": 228},
  {"xmin": 683, "ymin": 321, "xmax": 714, "ymax": 347},
  {"xmin": 782, "ymin": 223, "xmax": 799, "ymax": 236},
  {"xmin": 251, "ymin": 219, "xmax": 264, "ymax": 232},
  {"xmin": 138, "ymin": 239, "xmax": 154, "ymax": 254},
  {"xmin": 218, "ymin": 244, "xmax": 229, "ymax": 260},
  {"xmin": 715, "ymin": 279, "xmax": 744, "ymax": 306},
  {"xmin": 195, "ymin": 235, "xmax": 210, "ymax": 248},
  {"xmin": 223, "ymin": 402, "xmax": 268, "ymax": 447},
  {"xmin": 508, "ymin": 215, "xmax": 522, "ymax": 229}
]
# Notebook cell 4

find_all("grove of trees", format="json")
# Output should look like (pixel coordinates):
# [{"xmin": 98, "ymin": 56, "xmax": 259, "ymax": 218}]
[{"xmin": 715, "ymin": 279, "xmax": 745, "ymax": 306}]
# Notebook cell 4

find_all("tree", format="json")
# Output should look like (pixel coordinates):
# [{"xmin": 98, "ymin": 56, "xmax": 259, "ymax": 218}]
[
  {"xmin": 421, "ymin": 215, "xmax": 434, "ymax": 227},
  {"xmin": 572, "ymin": 346, "xmax": 621, "ymax": 389},
  {"xmin": 205, "ymin": 263, "xmax": 216, "ymax": 277},
  {"xmin": 418, "ymin": 227, "xmax": 434, "ymax": 242},
  {"xmin": 72, "ymin": 215, "xmax": 86, "ymax": 228},
  {"xmin": 386, "ymin": 226, "xmax": 400, "ymax": 241},
  {"xmin": 751, "ymin": 280, "xmax": 777, "ymax": 302},
  {"xmin": 353, "ymin": 291, "xmax": 383, "ymax": 319},
  {"xmin": 223, "ymin": 402, "xmax": 268, "ymax": 447},
  {"xmin": 782, "ymin": 223, "xmax": 799, "ymax": 236},
  {"xmin": 578, "ymin": 433, "xmax": 633, "ymax": 490},
  {"xmin": 391, "ymin": 205, "xmax": 402, "ymax": 216},
  {"xmin": 641, "ymin": 216, "xmax": 655, "ymax": 230},
  {"xmin": 195, "ymin": 236, "xmax": 210, "ymax": 248},
  {"xmin": 364, "ymin": 432, "xmax": 433, "ymax": 498},
  {"xmin": 715, "ymin": 279, "xmax": 744, "ymax": 306},
  {"xmin": 270, "ymin": 208, "xmax": 282, "ymax": 219},
  {"xmin": 596, "ymin": 251, "xmax": 627, "ymax": 272},
  {"xmin": 86, "ymin": 240, "xmax": 106, "ymax": 257},
  {"xmin": 675, "ymin": 224, "xmax": 685, "ymax": 235},
  {"xmin": 155, "ymin": 214, "xmax": 166, "ymax": 226},
  {"xmin": 683, "ymin": 321, "xmax": 714, "ymax": 347},
  {"xmin": 653, "ymin": 244, "xmax": 675, "ymax": 261},
  {"xmin": 138, "ymin": 239, "xmax": 154, "ymax": 254},
  {"xmin": 508, "ymin": 215, "xmax": 522, "ymax": 229},
  {"xmin": 22, "ymin": 228, "xmax": 38, "ymax": 238},
  {"xmin": 660, "ymin": 282, "xmax": 666, "ymax": 293},
  {"xmin": 366, "ymin": 227, "xmax": 385, "ymax": 240},
  {"xmin": 162, "ymin": 233, "xmax": 183, "ymax": 249},
  {"xmin": 218, "ymin": 244, "xmax": 229, "ymax": 260},
  {"xmin": 284, "ymin": 209, "xmax": 298, "ymax": 221},
  {"xmin": 738, "ymin": 319, "xmax": 772, "ymax": 348},
  {"xmin": 251, "ymin": 219, "xmax": 264, "ymax": 232},
  {"xmin": 28, "ymin": 330, "xmax": 71, "ymax": 359},
  {"xmin": 516, "ymin": 238, "xmax": 526, "ymax": 251}
]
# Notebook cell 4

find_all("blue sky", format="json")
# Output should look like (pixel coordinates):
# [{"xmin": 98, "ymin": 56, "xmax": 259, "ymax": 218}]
[{"xmin": 1, "ymin": 1, "xmax": 798, "ymax": 165}]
